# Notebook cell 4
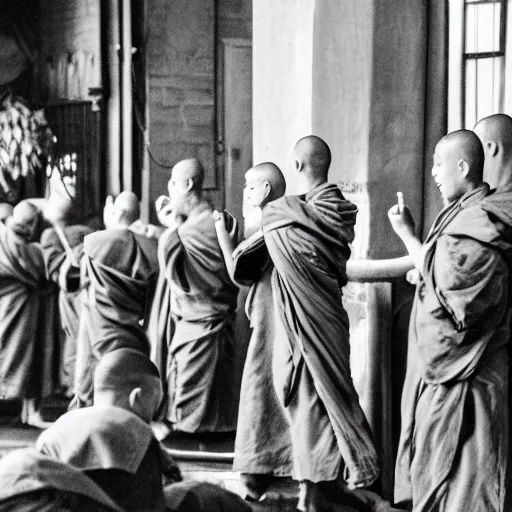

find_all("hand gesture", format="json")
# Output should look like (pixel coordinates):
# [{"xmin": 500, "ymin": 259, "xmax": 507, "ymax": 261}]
[
  {"xmin": 155, "ymin": 196, "xmax": 174, "ymax": 228},
  {"xmin": 103, "ymin": 195, "xmax": 115, "ymax": 227},
  {"xmin": 388, "ymin": 204, "xmax": 415, "ymax": 241},
  {"xmin": 213, "ymin": 210, "xmax": 238, "ymax": 253}
]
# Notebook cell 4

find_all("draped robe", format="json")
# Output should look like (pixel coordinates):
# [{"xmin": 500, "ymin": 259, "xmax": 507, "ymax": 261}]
[
  {"xmin": 37, "ymin": 405, "xmax": 166, "ymax": 512},
  {"xmin": 395, "ymin": 184, "xmax": 512, "ymax": 512},
  {"xmin": 151, "ymin": 200, "xmax": 238, "ymax": 433},
  {"xmin": 262, "ymin": 183, "xmax": 379, "ymax": 487},
  {"xmin": 0, "ymin": 448, "xmax": 124, "ymax": 512},
  {"xmin": 72, "ymin": 228, "xmax": 158, "ymax": 407},
  {"xmin": 41, "ymin": 225, "xmax": 94, "ymax": 394},
  {"xmin": 231, "ymin": 229, "xmax": 293, "ymax": 475},
  {"xmin": 0, "ymin": 221, "xmax": 48, "ymax": 400}
]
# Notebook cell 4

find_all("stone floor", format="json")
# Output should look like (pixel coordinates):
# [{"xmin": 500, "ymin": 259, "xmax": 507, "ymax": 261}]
[{"xmin": 0, "ymin": 402, "xmax": 399, "ymax": 511}]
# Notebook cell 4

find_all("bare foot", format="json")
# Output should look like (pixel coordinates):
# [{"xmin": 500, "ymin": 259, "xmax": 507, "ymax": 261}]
[{"xmin": 297, "ymin": 481, "xmax": 331, "ymax": 512}]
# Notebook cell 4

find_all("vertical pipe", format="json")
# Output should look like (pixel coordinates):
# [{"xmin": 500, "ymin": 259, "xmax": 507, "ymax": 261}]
[
  {"xmin": 122, "ymin": 0, "xmax": 133, "ymax": 191},
  {"xmin": 107, "ymin": 0, "xmax": 121, "ymax": 195}
]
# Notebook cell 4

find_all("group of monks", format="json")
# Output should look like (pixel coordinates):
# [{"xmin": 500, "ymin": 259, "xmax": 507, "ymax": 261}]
[{"xmin": 0, "ymin": 111, "xmax": 511, "ymax": 511}]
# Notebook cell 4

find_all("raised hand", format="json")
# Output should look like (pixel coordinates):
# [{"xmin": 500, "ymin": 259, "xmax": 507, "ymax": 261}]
[{"xmin": 388, "ymin": 204, "xmax": 415, "ymax": 241}]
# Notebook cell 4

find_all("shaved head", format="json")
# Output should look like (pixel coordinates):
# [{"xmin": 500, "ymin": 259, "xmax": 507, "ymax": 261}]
[
  {"xmin": 114, "ymin": 191, "xmax": 140, "ymax": 225},
  {"xmin": 246, "ymin": 162, "xmax": 286, "ymax": 202},
  {"xmin": 0, "ymin": 203, "xmax": 13, "ymax": 222},
  {"xmin": 437, "ymin": 129, "xmax": 484, "ymax": 182},
  {"xmin": 8, "ymin": 201, "xmax": 40, "ymax": 239},
  {"xmin": 171, "ymin": 158, "xmax": 205, "ymax": 191},
  {"xmin": 94, "ymin": 348, "xmax": 163, "ymax": 422},
  {"xmin": 474, "ymin": 114, "xmax": 512, "ymax": 188},
  {"xmin": 294, "ymin": 135, "xmax": 332, "ymax": 182}
]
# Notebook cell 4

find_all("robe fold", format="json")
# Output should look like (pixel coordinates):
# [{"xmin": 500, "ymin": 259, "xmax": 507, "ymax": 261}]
[
  {"xmin": 262, "ymin": 182, "xmax": 379, "ymax": 487},
  {"xmin": 37, "ymin": 405, "xmax": 166, "ymax": 512},
  {"xmin": 395, "ymin": 184, "xmax": 512, "ymax": 512},
  {"xmin": 41, "ymin": 225, "xmax": 94, "ymax": 394},
  {"xmin": 231, "ymin": 229, "xmax": 293, "ymax": 475},
  {"xmin": 151, "ymin": 199, "xmax": 238, "ymax": 433},
  {"xmin": 0, "ymin": 221, "xmax": 49, "ymax": 400},
  {"xmin": 0, "ymin": 448, "xmax": 124, "ymax": 512},
  {"xmin": 72, "ymin": 228, "xmax": 158, "ymax": 407}
]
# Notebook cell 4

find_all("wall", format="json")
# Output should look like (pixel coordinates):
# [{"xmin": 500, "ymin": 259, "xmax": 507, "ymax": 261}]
[
  {"xmin": 146, "ymin": 0, "xmax": 252, "ymax": 213},
  {"xmin": 38, "ymin": 0, "xmax": 101, "ymax": 102}
]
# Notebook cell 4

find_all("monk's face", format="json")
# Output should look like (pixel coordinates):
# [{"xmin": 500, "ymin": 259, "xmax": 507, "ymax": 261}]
[
  {"xmin": 432, "ymin": 141, "xmax": 466, "ymax": 204},
  {"xmin": 243, "ymin": 169, "xmax": 268, "ymax": 217}
]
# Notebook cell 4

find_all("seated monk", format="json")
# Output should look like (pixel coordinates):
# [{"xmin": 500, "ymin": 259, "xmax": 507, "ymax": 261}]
[
  {"xmin": 37, "ymin": 347, "xmax": 167, "ymax": 512},
  {"xmin": 260, "ymin": 136, "xmax": 380, "ymax": 512},
  {"xmin": 40, "ymin": 198, "xmax": 95, "ymax": 397},
  {"xmin": 391, "ymin": 130, "xmax": 512, "ymax": 511},
  {"xmin": 0, "ymin": 448, "xmax": 123, "ymax": 512},
  {"xmin": 214, "ymin": 162, "xmax": 293, "ymax": 500},
  {"xmin": 71, "ymin": 192, "xmax": 158, "ymax": 408},
  {"xmin": 0, "ymin": 202, "xmax": 48, "ymax": 407},
  {"xmin": 147, "ymin": 158, "xmax": 238, "ymax": 434}
]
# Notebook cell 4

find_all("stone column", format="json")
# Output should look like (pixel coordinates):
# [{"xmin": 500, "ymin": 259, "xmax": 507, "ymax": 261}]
[{"xmin": 254, "ymin": 0, "xmax": 430, "ymax": 498}]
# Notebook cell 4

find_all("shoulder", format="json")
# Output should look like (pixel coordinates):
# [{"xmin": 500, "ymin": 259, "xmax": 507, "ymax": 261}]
[{"xmin": 40, "ymin": 227, "xmax": 60, "ymax": 247}]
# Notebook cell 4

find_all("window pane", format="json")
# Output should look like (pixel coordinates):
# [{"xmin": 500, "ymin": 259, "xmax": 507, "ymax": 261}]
[
  {"xmin": 465, "ymin": 56, "xmax": 503, "ymax": 127},
  {"xmin": 465, "ymin": 2, "xmax": 501, "ymax": 53}
]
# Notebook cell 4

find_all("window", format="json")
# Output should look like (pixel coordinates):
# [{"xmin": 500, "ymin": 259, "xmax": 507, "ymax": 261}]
[{"xmin": 448, "ymin": 0, "xmax": 510, "ymax": 130}]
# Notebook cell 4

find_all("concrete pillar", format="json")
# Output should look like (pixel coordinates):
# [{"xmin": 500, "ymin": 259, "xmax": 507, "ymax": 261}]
[{"xmin": 254, "ymin": 0, "xmax": 430, "ymax": 498}]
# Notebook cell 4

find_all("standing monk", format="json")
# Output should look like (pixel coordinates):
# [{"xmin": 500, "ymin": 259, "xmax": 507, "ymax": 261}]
[
  {"xmin": 149, "ymin": 158, "xmax": 238, "ymax": 434},
  {"xmin": 391, "ymin": 130, "xmax": 511, "ymax": 511},
  {"xmin": 260, "ymin": 136, "xmax": 379, "ymax": 511},
  {"xmin": 0, "ymin": 201, "xmax": 47, "ymax": 403},
  {"xmin": 214, "ymin": 163, "xmax": 293, "ymax": 500},
  {"xmin": 473, "ymin": 113, "xmax": 512, "ymax": 512},
  {"xmin": 40, "ymin": 199, "xmax": 95, "ymax": 396},
  {"xmin": 71, "ymin": 192, "xmax": 158, "ymax": 408}
]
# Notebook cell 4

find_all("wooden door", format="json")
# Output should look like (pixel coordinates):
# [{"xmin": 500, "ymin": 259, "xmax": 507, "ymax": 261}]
[{"xmin": 222, "ymin": 39, "xmax": 252, "ymax": 224}]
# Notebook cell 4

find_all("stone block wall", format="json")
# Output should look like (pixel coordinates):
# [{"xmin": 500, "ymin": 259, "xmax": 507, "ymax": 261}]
[{"xmin": 146, "ymin": 0, "xmax": 252, "ymax": 212}]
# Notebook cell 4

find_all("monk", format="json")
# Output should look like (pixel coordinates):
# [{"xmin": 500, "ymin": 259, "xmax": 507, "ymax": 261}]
[
  {"xmin": 37, "ymin": 348, "xmax": 167, "ymax": 512},
  {"xmin": 0, "ymin": 448, "xmax": 124, "ymax": 512},
  {"xmin": 0, "ymin": 201, "xmax": 47, "ymax": 404},
  {"xmin": 71, "ymin": 192, "xmax": 158, "ymax": 408},
  {"xmin": 391, "ymin": 130, "xmax": 511, "ymax": 511},
  {"xmin": 473, "ymin": 113, "xmax": 512, "ymax": 512},
  {"xmin": 148, "ymin": 158, "xmax": 238, "ymax": 434},
  {"xmin": 214, "ymin": 162, "xmax": 293, "ymax": 500},
  {"xmin": 260, "ymin": 136, "xmax": 379, "ymax": 511},
  {"xmin": 40, "ymin": 198, "xmax": 95, "ymax": 396}
]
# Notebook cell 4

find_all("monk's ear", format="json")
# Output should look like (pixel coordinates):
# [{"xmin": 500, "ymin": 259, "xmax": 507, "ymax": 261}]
[
  {"xmin": 186, "ymin": 178, "xmax": 194, "ymax": 193},
  {"xmin": 486, "ymin": 141, "xmax": 498, "ymax": 157},
  {"xmin": 457, "ymin": 159, "xmax": 470, "ymax": 178},
  {"xmin": 128, "ymin": 387, "xmax": 142, "ymax": 411},
  {"xmin": 295, "ymin": 158, "xmax": 304, "ymax": 173},
  {"xmin": 263, "ymin": 181, "xmax": 272, "ymax": 201}
]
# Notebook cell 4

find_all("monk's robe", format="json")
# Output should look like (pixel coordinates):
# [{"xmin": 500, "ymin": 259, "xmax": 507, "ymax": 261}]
[
  {"xmin": 154, "ymin": 199, "xmax": 238, "ymax": 432},
  {"xmin": 40, "ymin": 224, "xmax": 94, "ymax": 394},
  {"xmin": 261, "ymin": 182, "xmax": 379, "ymax": 487},
  {"xmin": 165, "ymin": 481, "xmax": 252, "ymax": 512},
  {"xmin": 231, "ymin": 229, "xmax": 293, "ymax": 476},
  {"xmin": 36, "ymin": 405, "xmax": 166, "ymax": 512},
  {"xmin": 73, "ymin": 228, "xmax": 158, "ymax": 407},
  {"xmin": 0, "ymin": 220, "xmax": 48, "ymax": 400},
  {"xmin": 395, "ymin": 184, "xmax": 512, "ymax": 512},
  {"xmin": 0, "ymin": 448, "xmax": 124, "ymax": 512}
]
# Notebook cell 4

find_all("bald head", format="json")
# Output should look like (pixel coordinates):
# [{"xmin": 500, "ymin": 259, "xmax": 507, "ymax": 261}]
[
  {"xmin": 294, "ymin": 135, "xmax": 332, "ymax": 183},
  {"xmin": 94, "ymin": 348, "xmax": 163, "ymax": 423},
  {"xmin": 474, "ymin": 114, "xmax": 512, "ymax": 188},
  {"xmin": 437, "ymin": 129, "xmax": 484, "ymax": 182},
  {"xmin": 8, "ymin": 201, "xmax": 40, "ymax": 239},
  {"xmin": 247, "ymin": 162, "xmax": 286, "ymax": 202},
  {"xmin": 114, "ymin": 191, "xmax": 140, "ymax": 226},
  {"xmin": 171, "ymin": 158, "xmax": 205, "ymax": 191}
]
